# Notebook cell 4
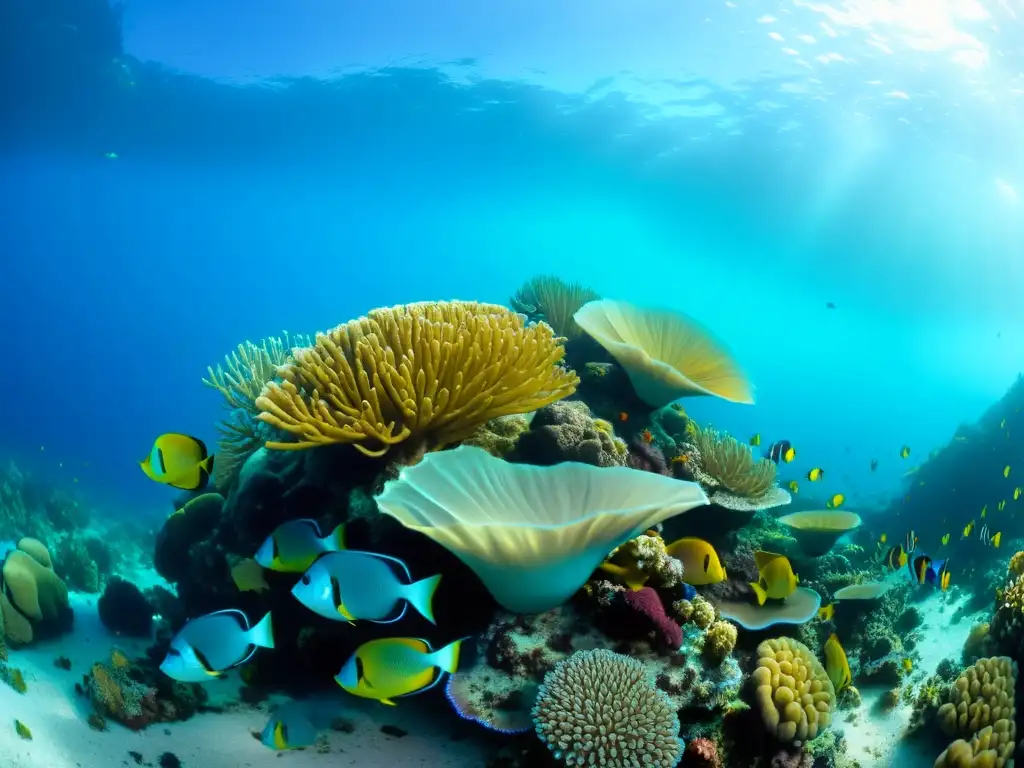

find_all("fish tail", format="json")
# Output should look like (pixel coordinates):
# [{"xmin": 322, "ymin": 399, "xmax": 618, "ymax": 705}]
[
  {"xmin": 327, "ymin": 523, "xmax": 346, "ymax": 552},
  {"xmin": 750, "ymin": 582, "xmax": 768, "ymax": 606},
  {"xmin": 405, "ymin": 574, "xmax": 442, "ymax": 625},
  {"xmin": 430, "ymin": 637, "xmax": 464, "ymax": 675},
  {"xmin": 249, "ymin": 611, "xmax": 275, "ymax": 650}
]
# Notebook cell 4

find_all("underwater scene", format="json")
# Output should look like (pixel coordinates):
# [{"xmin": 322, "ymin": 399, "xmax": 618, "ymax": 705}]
[{"xmin": 3, "ymin": 0, "xmax": 1024, "ymax": 767}]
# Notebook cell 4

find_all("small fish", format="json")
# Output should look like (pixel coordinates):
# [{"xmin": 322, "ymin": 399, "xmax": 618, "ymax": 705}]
[
  {"xmin": 870, "ymin": 459, "xmax": 878, "ymax": 472},
  {"xmin": 664, "ymin": 538, "xmax": 727, "ymax": 586},
  {"xmin": 641, "ymin": 429, "xmax": 654, "ymax": 443},
  {"xmin": 900, "ymin": 445, "xmax": 911, "ymax": 459},
  {"xmin": 998, "ymin": 500, "xmax": 1007, "ymax": 512},
  {"xmin": 618, "ymin": 412, "xmax": 629, "ymax": 422},
  {"xmin": 766, "ymin": 440, "xmax": 795, "ymax": 464},
  {"xmin": 920, "ymin": 557, "xmax": 951, "ymax": 591},
  {"xmin": 139, "ymin": 433, "xmax": 215, "ymax": 491},
  {"xmin": 979, "ymin": 525, "xmax": 1002, "ymax": 548},
  {"xmin": 902, "ymin": 658, "xmax": 913, "ymax": 673},
  {"xmin": 879, "ymin": 544, "xmax": 908, "ymax": 570},
  {"xmin": 261, "ymin": 702, "xmax": 317, "ymax": 751},
  {"xmin": 962, "ymin": 520, "xmax": 975, "ymax": 539},
  {"xmin": 981, "ymin": 504, "xmax": 988, "ymax": 518},
  {"xmin": 941, "ymin": 533, "xmax": 950, "ymax": 546},
  {"xmin": 255, "ymin": 519, "xmax": 346, "ymax": 573},
  {"xmin": 826, "ymin": 493, "xmax": 844, "ymax": 509},
  {"xmin": 817, "ymin": 604, "xmax": 835, "ymax": 621},
  {"xmin": 335, "ymin": 637, "xmax": 463, "ymax": 706},
  {"xmin": 292, "ymin": 550, "xmax": 441, "ymax": 625},
  {"xmin": 750, "ymin": 551, "xmax": 799, "ymax": 605},
  {"xmin": 670, "ymin": 454, "xmax": 689, "ymax": 465},
  {"xmin": 1005, "ymin": 465, "xmax": 1012, "ymax": 478},
  {"xmin": 750, "ymin": 434, "xmax": 761, "ymax": 447},
  {"xmin": 102, "ymin": 151, "xmax": 118, "ymax": 160},
  {"xmin": 905, "ymin": 530, "xmax": 918, "ymax": 553},
  {"xmin": 1015, "ymin": 488, "xmax": 1022, "ymax": 501},
  {"xmin": 787, "ymin": 480, "xmax": 799, "ymax": 493},
  {"xmin": 823, "ymin": 634, "xmax": 852, "ymax": 692},
  {"xmin": 912, "ymin": 554, "xmax": 932, "ymax": 585},
  {"xmin": 806, "ymin": 467, "xmax": 824, "ymax": 482},
  {"xmin": 160, "ymin": 609, "xmax": 274, "ymax": 683},
  {"xmin": 826, "ymin": 301, "xmax": 836, "ymax": 309},
  {"xmin": 879, "ymin": 533, "xmax": 888, "ymax": 544},
  {"xmin": 231, "ymin": 558, "xmax": 269, "ymax": 593}
]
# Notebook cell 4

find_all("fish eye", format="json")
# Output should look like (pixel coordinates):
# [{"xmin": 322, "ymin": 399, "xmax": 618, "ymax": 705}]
[{"xmin": 301, "ymin": 574, "xmax": 311, "ymax": 585}]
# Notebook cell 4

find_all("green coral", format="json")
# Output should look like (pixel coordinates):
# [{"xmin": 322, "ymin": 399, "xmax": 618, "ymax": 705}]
[{"xmin": 702, "ymin": 620, "xmax": 738, "ymax": 666}]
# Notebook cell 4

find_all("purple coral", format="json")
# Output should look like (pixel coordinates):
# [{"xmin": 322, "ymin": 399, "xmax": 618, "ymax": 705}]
[
  {"xmin": 623, "ymin": 587, "xmax": 683, "ymax": 649},
  {"xmin": 627, "ymin": 437, "xmax": 671, "ymax": 475}
]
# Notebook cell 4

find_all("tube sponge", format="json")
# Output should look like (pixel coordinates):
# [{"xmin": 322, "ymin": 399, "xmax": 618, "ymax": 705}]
[
  {"xmin": 750, "ymin": 637, "xmax": 835, "ymax": 745},
  {"xmin": 256, "ymin": 301, "xmax": 579, "ymax": 456},
  {"xmin": 532, "ymin": 648, "xmax": 684, "ymax": 768}
]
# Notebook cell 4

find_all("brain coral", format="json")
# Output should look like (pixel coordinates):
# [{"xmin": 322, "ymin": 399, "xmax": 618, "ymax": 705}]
[
  {"xmin": 256, "ymin": 301, "xmax": 578, "ymax": 457},
  {"xmin": 532, "ymin": 648, "xmax": 684, "ymax": 768},
  {"xmin": 937, "ymin": 656, "xmax": 1016, "ymax": 764},
  {"xmin": 750, "ymin": 637, "xmax": 835, "ymax": 744}
]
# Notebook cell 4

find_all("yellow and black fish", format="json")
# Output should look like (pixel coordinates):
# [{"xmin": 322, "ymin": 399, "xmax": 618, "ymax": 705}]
[
  {"xmin": 787, "ymin": 480, "xmax": 799, "ymax": 493},
  {"xmin": 817, "ymin": 604, "xmax": 835, "ymax": 622},
  {"xmin": 140, "ymin": 433, "xmax": 215, "ymax": 491},
  {"xmin": 750, "ymin": 434, "xmax": 761, "ymax": 447},
  {"xmin": 912, "ymin": 554, "xmax": 932, "ymax": 585},
  {"xmin": 879, "ymin": 533, "xmax": 888, "ymax": 544},
  {"xmin": 940, "ymin": 533, "xmax": 950, "ymax": 546},
  {"xmin": 767, "ymin": 440, "xmax": 796, "ymax": 464},
  {"xmin": 826, "ymin": 493, "xmax": 845, "ymax": 509},
  {"xmin": 824, "ymin": 634, "xmax": 852, "ymax": 692},
  {"xmin": 1015, "ymin": 488, "xmax": 1022, "ymax": 501},
  {"xmin": 962, "ymin": 520, "xmax": 975, "ymax": 539},
  {"xmin": 980, "ymin": 525, "xmax": 1002, "ymax": 549},
  {"xmin": 806, "ymin": 467, "xmax": 824, "ymax": 482},
  {"xmin": 879, "ymin": 544, "xmax": 907, "ymax": 570},
  {"xmin": 900, "ymin": 445, "xmax": 911, "ymax": 459}
]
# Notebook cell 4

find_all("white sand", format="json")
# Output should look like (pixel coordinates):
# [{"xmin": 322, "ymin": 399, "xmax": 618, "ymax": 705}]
[
  {"xmin": 837, "ymin": 591, "xmax": 979, "ymax": 767},
  {"xmin": 0, "ymin": 593, "xmax": 494, "ymax": 768}
]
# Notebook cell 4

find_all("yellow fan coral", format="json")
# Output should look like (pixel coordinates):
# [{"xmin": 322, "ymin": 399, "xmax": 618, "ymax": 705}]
[
  {"xmin": 256, "ymin": 301, "xmax": 579, "ymax": 457},
  {"xmin": 510, "ymin": 275, "xmax": 600, "ymax": 339},
  {"xmin": 750, "ymin": 637, "xmax": 835, "ymax": 745},
  {"xmin": 375, "ymin": 445, "xmax": 709, "ymax": 614},
  {"xmin": 688, "ymin": 423, "xmax": 777, "ymax": 499},
  {"xmin": 573, "ymin": 299, "xmax": 754, "ymax": 407}
]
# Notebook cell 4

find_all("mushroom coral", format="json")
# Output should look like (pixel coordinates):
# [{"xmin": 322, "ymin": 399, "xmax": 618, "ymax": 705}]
[
  {"xmin": 777, "ymin": 510, "xmax": 862, "ymax": 557},
  {"xmin": 573, "ymin": 299, "xmax": 754, "ymax": 408},
  {"xmin": 375, "ymin": 445, "xmax": 709, "ymax": 614},
  {"xmin": 256, "ymin": 301, "xmax": 579, "ymax": 457}
]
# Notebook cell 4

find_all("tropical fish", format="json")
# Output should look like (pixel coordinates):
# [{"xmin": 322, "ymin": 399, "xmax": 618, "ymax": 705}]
[
  {"xmin": 962, "ymin": 520, "xmax": 975, "ymax": 539},
  {"xmin": 826, "ymin": 493, "xmax": 844, "ymax": 509},
  {"xmin": 911, "ymin": 554, "xmax": 933, "ymax": 585},
  {"xmin": 160, "ymin": 609, "xmax": 274, "ymax": 683},
  {"xmin": 870, "ymin": 459, "xmax": 878, "ymax": 472},
  {"xmin": 750, "ymin": 434, "xmax": 761, "ymax": 447},
  {"xmin": 1015, "ymin": 488, "xmax": 1021, "ymax": 501},
  {"xmin": 824, "ymin": 634, "xmax": 852, "ymax": 692},
  {"xmin": 1005, "ymin": 465, "xmax": 1012, "ymax": 478},
  {"xmin": 879, "ymin": 544, "xmax": 908, "ymax": 570},
  {"xmin": 261, "ymin": 703, "xmax": 317, "ymax": 751},
  {"xmin": 231, "ymin": 558, "xmax": 269, "ymax": 593},
  {"xmin": 981, "ymin": 506, "xmax": 988, "ymax": 519},
  {"xmin": 817, "ymin": 604, "xmax": 835, "ymax": 622},
  {"xmin": 998, "ymin": 500, "xmax": 1006, "ymax": 512},
  {"xmin": 941, "ymin": 533, "xmax": 950, "ymax": 546},
  {"xmin": 902, "ymin": 658, "xmax": 913, "ymax": 673},
  {"xmin": 255, "ymin": 519, "xmax": 346, "ymax": 573},
  {"xmin": 292, "ymin": 550, "xmax": 441, "ymax": 625},
  {"xmin": 335, "ymin": 636, "xmax": 463, "ymax": 706},
  {"xmin": 750, "ymin": 551, "xmax": 799, "ymax": 605},
  {"xmin": 139, "ymin": 433, "xmax": 215, "ymax": 491},
  {"xmin": 900, "ymin": 445, "xmax": 911, "ymax": 459},
  {"xmin": 766, "ymin": 440, "xmax": 796, "ymax": 464},
  {"xmin": 787, "ymin": 480, "xmax": 799, "ymax": 493},
  {"xmin": 879, "ymin": 533, "xmax": 888, "ymax": 544},
  {"xmin": 806, "ymin": 467, "xmax": 824, "ymax": 482},
  {"xmin": 664, "ymin": 538, "xmax": 727, "ymax": 585},
  {"xmin": 905, "ymin": 530, "xmax": 918, "ymax": 553},
  {"xmin": 618, "ymin": 412, "xmax": 629, "ymax": 422},
  {"xmin": 917, "ymin": 557, "xmax": 951, "ymax": 591},
  {"xmin": 980, "ymin": 525, "xmax": 1002, "ymax": 548}
]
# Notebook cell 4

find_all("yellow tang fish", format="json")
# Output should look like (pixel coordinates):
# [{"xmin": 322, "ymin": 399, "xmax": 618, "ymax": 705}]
[
  {"xmin": 335, "ymin": 636, "xmax": 463, "ymax": 706},
  {"xmin": 750, "ymin": 551, "xmax": 799, "ymax": 605},
  {"xmin": 806, "ymin": 467, "xmax": 825, "ymax": 482},
  {"xmin": 817, "ymin": 604, "xmax": 835, "ymax": 622},
  {"xmin": 824, "ymin": 634, "xmax": 852, "ymax": 692},
  {"xmin": 900, "ymin": 445, "xmax": 911, "ymax": 459},
  {"xmin": 664, "ymin": 537, "xmax": 727, "ymax": 586},
  {"xmin": 139, "ymin": 433, "xmax": 215, "ymax": 491},
  {"xmin": 826, "ymin": 493, "xmax": 845, "ymax": 509},
  {"xmin": 787, "ymin": 480, "xmax": 799, "ymax": 493},
  {"xmin": 902, "ymin": 658, "xmax": 913, "ymax": 673},
  {"xmin": 940, "ymin": 533, "xmax": 950, "ymax": 546},
  {"xmin": 1005, "ymin": 465, "xmax": 1012, "ymax": 478},
  {"xmin": 962, "ymin": 520, "xmax": 975, "ymax": 538},
  {"xmin": 750, "ymin": 434, "xmax": 761, "ymax": 447}
]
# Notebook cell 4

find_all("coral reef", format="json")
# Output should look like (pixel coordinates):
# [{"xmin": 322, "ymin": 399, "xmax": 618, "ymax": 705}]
[
  {"xmin": 601, "ymin": 533, "xmax": 684, "ymax": 591},
  {"xmin": 702, "ymin": 621, "xmax": 738, "ymax": 666},
  {"xmin": 510, "ymin": 275, "xmax": 600, "ymax": 340},
  {"xmin": 463, "ymin": 415, "xmax": 532, "ymax": 457},
  {"xmin": 532, "ymin": 648, "xmax": 684, "ymax": 767},
  {"xmin": 98, "ymin": 577, "xmax": 154, "ymax": 637},
  {"xmin": 749, "ymin": 637, "xmax": 835, "ymax": 745},
  {"xmin": 508, "ymin": 400, "xmax": 627, "ymax": 467},
  {"xmin": 937, "ymin": 656, "xmax": 1016, "ymax": 746},
  {"xmin": 0, "ymin": 538, "xmax": 72, "ymax": 646}
]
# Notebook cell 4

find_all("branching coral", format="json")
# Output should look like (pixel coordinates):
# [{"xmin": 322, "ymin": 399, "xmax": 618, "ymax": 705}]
[
  {"xmin": 750, "ymin": 637, "xmax": 835, "ymax": 745},
  {"xmin": 687, "ymin": 423, "xmax": 777, "ymax": 499},
  {"xmin": 532, "ymin": 648, "xmax": 684, "ymax": 767},
  {"xmin": 256, "ymin": 301, "xmax": 579, "ymax": 457},
  {"xmin": 510, "ymin": 275, "xmax": 600, "ymax": 340}
]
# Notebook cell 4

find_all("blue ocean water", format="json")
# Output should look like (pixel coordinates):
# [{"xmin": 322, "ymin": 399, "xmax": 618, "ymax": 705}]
[{"xmin": 1, "ymin": 0, "xmax": 1022, "ymax": 528}]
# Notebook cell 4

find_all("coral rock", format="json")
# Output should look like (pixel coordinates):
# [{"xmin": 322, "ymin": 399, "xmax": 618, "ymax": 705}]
[{"xmin": 683, "ymin": 737, "xmax": 722, "ymax": 768}]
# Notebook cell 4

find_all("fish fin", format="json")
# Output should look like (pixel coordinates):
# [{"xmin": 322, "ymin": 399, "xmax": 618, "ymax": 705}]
[
  {"xmin": 750, "ymin": 581, "xmax": 768, "ymax": 606},
  {"xmin": 248, "ymin": 612, "xmax": 274, "ymax": 650},
  {"xmin": 380, "ymin": 699, "xmax": 397, "ymax": 706},
  {"xmin": 198, "ymin": 454, "xmax": 214, "ymax": 489},
  {"xmin": 428, "ymin": 637, "xmax": 464, "ymax": 675},
  {"xmin": 191, "ymin": 645, "xmax": 221, "ymax": 676},
  {"xmin": 598, "ymin": 562, "xmax": 629, "ymax": 578},
  {"xmin": 404, "ymin": 574, "xmax": 441, "ymax": 625},
  {"xmin": 753, "ymin": 551, "xmax": 785, "ymax": 571},
  {"xmin": 327, "ymin": 523, "xmax": 346, "ymax": 552}
]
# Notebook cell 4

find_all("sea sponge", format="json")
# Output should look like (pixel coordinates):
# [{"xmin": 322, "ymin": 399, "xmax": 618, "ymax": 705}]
[
  {"xmin": 687, "ymin": 423, "xmax": 777, "ymax": 499},
  {"xmin": 935, "ymin": 725, "xmax": 1016, "ymax": 768},
  {"xmin": 16, "ymin": 538, "xmax": 51, "ymax": 569},
  {"xmin": 532, "ymin": 648, "xmax": 684, "ymax": 767},
  {"xmin": 750, "ymin": 637, "xmax": 836, "ymax": 744},
  {"xmin": 937, "ymin": 656, "xmax": 1016, "ymax": 755},
  {"xmin": 462, "ymin": 414, "xmax": 531, "ymax": 457},
  {"xmin": 510, "ymin": 275, "xmax": 600, "ymax": 339},
  {"xmin": 703, "ymin": 620, "xmax": 738, "ymax": 666},
  {"xmin": 256, "ymin": 301, "xmax": 579, "ymax": 456},
  {"xmin": 4, "ymin": 549, "xmax": 68, "ymax": 623}
]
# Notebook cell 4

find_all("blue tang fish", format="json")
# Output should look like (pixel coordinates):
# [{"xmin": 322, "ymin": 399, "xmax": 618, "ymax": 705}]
[
  {"xmin": 292, "ymin": 550, "xmax": 441, "ymax": 625},
  {"xmin": 160, "ymin": 609, "xmax": 274, "ymax": 683},
  {"xmin": 255, "ymin": 518, "xmax": 346, "ymax": 573},
  {"xmin": 335, "ymin": 636, "xmax": 463, "ymax": 706}
]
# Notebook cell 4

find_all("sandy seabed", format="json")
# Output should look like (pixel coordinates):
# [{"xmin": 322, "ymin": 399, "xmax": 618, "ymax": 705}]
[{"xmin": 0, "ymin": 592, "xmax": 495, "ymax": 768}]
